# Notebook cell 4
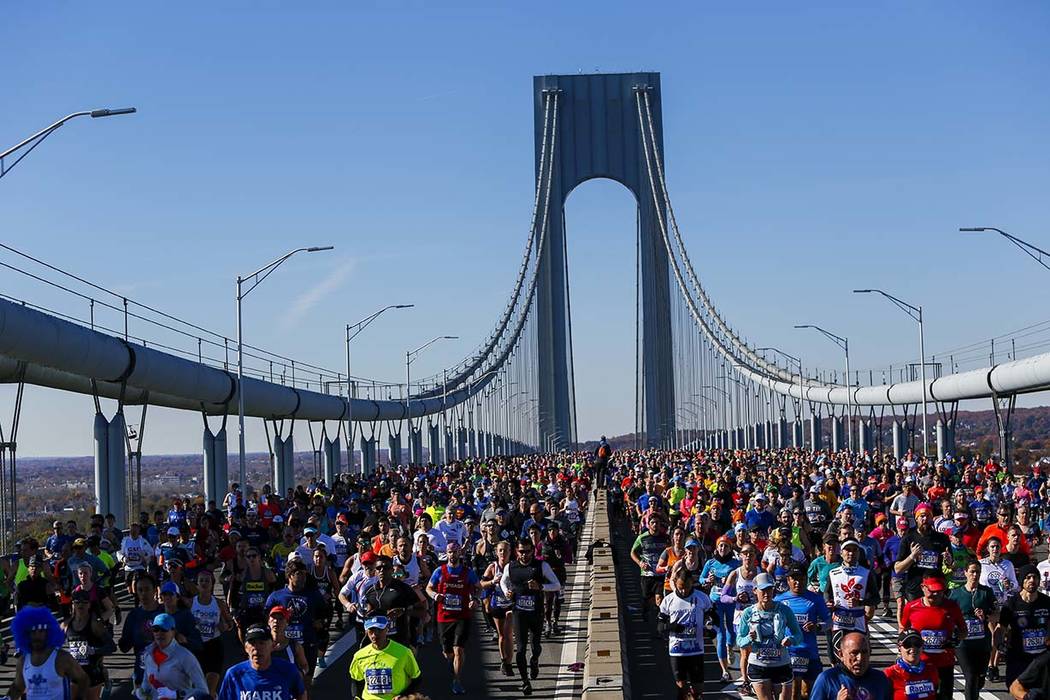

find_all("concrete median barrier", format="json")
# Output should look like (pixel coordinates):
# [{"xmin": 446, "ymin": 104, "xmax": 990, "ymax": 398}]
[{"xmin": 583, "ymin": 489, "xmax": 627, "ymax": 700}]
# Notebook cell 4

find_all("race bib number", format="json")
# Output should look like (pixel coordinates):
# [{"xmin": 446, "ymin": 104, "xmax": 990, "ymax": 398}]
[
  {"xmin": 832, "ymin": 609, "xmax": 861, "ymax": 630},
  {"xmin": 920, "ymin": 629, "xmax": 946, "ymax": 652},
  {"xmin": 67, "ymin": 640, "xmax": 90, "ymax": 663},
  {"xmin": 567, "ymin": 511, "xmax": 580, "ymax": 523},
  {"xmin": 670, "ymin": 632, "xmax": 699, "ymax": 655},
  {"xmin": 756, "ymin": 645, "xmax": 782, "ymax": 661},
  {"xmin": 791, "ymin": 655, "xmax": 810, "ymax": 674},
  {"xmin": 1022, "ymin": 628, "xmax": 1046, "ymax": 654},
  {"xmin": 444, "ymin": 593, "xmax": 463, "ymax": 611},
  {"xmin": 516, "ymin": 595, "xmax": 536, "ymax": 612},
  {"xmin": 904, "ymin": 680, "xmax": 935, "ymax": 698},
  {"xmin": 918, "ymin": 550, "xmax": 939, "ymax": 568},
  {"xmin": 966, "ymin": 617, "xmax": 985, "ymax": 640},
  {"xmin": 285, "ymin": 626, "xmax": 303, "ymax": 641},
  {"xmin": 794, "ymin": 612, "xmax": 810, "ymax": 627},
  {"xmin": 364, "ymin": 667, "xmax": 394, "ymax": 694}
]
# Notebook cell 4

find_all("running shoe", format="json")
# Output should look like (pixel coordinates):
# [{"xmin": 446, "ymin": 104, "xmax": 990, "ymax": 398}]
[
  {"xmin": 530, "ymin": 657, "xmax": 540, "ymax": 679},
  {"xmin": 521, "ymin": 680, "xmax": 533, "ymax": 696},
  {"xmin": 451, "ymin": 680, "xmax": 466, "ymax": 695},
  {"xmin": 720, "ymin": 671, "xmax": 731, "ymax": 683},
  {"xmin": 317, "ymin": 657, "xmax": 327, "ymax": 669},
  {"xmin": 501, "ymin": 661, "xmax": 514, "ymax": 677}
]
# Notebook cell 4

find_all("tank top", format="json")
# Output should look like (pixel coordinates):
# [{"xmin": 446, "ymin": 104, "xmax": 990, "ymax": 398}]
[
  {"xmin": 732, "ymin": 568, "xmax": 758, "ymax": 625},
  {"xmin": 23, "ymin": 649, "xmax": 70, "ymax": 700},
  {"xmin": 662, "ymin": 548, "xmax": 684, "ymax": 592},
  {"xmin": 65, "ymin": 618, "xmax": 106, "ymax": 670},
  {"xmin": 486, "ymin": 562, "xmax": 512, "ymax": 610},
  {"xmin": 312, "ymin": 565, "xmax": 333, "ymax": 601},
  {"xmin": 239, "ymin": 571, "xmax": 270, "ymax": 612},
  {"xmin": 191, "ymin": 595, "xmax": 221, "ymax": 642},
  {"xmin": 435, "ymin": 564, "xmax": 474, "ymax": 622}
]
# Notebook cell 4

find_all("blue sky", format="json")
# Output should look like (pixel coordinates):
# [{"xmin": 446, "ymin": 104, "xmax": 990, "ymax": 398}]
[{"xmin": 2, "ymin": 2, "xmax": 1049, "ymax": 456}]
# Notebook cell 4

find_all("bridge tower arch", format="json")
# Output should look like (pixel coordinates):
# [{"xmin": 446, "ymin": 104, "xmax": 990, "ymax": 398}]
[{"xmin": 534, "ymin": 72, "xmax": 675, "ymax": 450}]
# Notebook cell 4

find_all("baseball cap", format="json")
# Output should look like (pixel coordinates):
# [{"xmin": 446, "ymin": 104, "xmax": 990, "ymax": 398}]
[
  {"xmin": 360, "ymin": 551, "xmax": 378, "ymax": 566},
  {"xmin": 166, "ymin": 527, "xmax": 180, "ymax": 536},
  {"xmin": 922, "ymin": 576, "xmax": 946, "ymax": 592},
  {"xmin": 895, "ymin": 516, "xmax": 909, "ymax": 531},
  {"xmin": 840, "ymin": 539, "xmax": 861, "ymax": 550},
  {"xmin": 808, "ymin": 485, "xmax": 820, "ymax": 493},
  {"xmin": 684, "ymin": 538, "xmax": 700, "ymax": 549},
  {"xmin": 446, "ymin": 541, "xmax": 461, "ymax": 553},
  {"xmin": 954, "ymin": 511, "xmax": 970, "ymax": 520},
  {"xmin": 787, "ymin": 564, "xmax": 807, "ymax": 580},
  {"xmin": 73, "ymin": 538, "xmax": 87, "ymax": 547},
  {"xmin": 273, "ymin": 515, "xmax": 285, "ymax": 524},
  {"xmin": 304, "ymin": 527, "xmax": 318, "ymax": 535},
  {"xmin": 151, "ymin": 613, "xmax": 176, "ymax": 631},
  {"xmin": 754, "ymin": 573, "xmax": 775, "ymax": 590},
  {"xmin": 244, "ymin": 624, "xmax": 272, "ymax": 642},
  {"xmin": 160, "ymin": 581, "xmax": 180, "ymax": 596},
  {"xmin": 363, "ymin": 615, "xmax": 389, "ymax": 631},
  {"xmin": 898, "ymin": 629, "xmax": 923, "ymax": 646},
  {"xmin": 269, "ymin": 605, "xmax": 291, "ymax": 620}
]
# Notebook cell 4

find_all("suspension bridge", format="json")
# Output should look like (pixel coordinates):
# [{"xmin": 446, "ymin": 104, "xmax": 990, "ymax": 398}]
[{"xmin": 0, "ymin": 72, "xmax": 1045, "ymax": 698}]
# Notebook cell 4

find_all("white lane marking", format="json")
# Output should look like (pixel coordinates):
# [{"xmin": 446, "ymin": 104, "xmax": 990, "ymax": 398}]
[
  {"xmin": 554, "ymin": 503, "xmax": 597, "ymax": 699},
  {"xmin": 314, "ymin": 627, "xmax": 358, "ymax": 679}
]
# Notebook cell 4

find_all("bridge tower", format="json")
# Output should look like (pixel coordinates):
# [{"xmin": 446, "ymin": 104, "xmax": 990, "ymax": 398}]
[{"xmin": 534, "ymin": 72, "xmax": 676, "ymax": 450}]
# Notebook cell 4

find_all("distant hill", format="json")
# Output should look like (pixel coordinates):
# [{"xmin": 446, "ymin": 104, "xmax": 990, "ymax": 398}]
[{"xmin": 579, "ymin": 405, "xmax": 1050, "ymax": 463}]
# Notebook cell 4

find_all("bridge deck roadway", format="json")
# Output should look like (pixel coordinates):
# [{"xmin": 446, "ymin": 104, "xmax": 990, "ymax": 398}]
[{"xmin": 610, "ymin": 513, "xmax": 1015, "ymax": 700}]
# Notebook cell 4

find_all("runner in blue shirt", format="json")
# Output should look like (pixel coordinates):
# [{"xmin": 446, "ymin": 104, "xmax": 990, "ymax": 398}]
[
  {"xmin": 775, "ymin": 564, "xmax": 830, "ymax": 697},
  {"xmin": 218, "ymin": 624, "xmax": 305, "ymax": 700},
  {"xmin": 810, "ymin": 631, "xmax": 891, "ymax": 700}
]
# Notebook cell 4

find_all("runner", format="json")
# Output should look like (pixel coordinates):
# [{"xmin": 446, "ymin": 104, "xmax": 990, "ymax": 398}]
[
  {"xmin": 700, "ymin": 536, "xmax": 740, "ymax": 682},
  {"xmin": 217, "ymin": 624, "xmax": 305, "ymax": 700},
  {"xmin": 883, "ymin": 629, "xmax": 940, "ymax": 700},
  {"xmin": 480, "ymin": 541, "xmax": 516, "ymax": 677},
  {"xmin": 808, "ymin": 631, "xmax": 891, "ymax": 700},
  {"xmin": 736, "ymin": 573, "xmax": 803, "ymax": 700},
  {"xmin": 500, "ymin": 537, "xmax": 562, "ymax": 695},
  {"xmin": 900, "ymin": 574, "xmax": 966, "ymax": 700},
  {"xmin": 630, "ymin": 514, "xmax": 670, "ymax": 619},
  {"xmin": 425, "ymin": 541, "xmax": 478, "ymax": 695},
  {"xmin": 948, "ymin": 558, "xmax": 998, "ymax": 700},
  {"xmin": 61, "ymin": 591, "xmax": 112, "ymax": 700},
  {"xmin": 774, "ymin": 564, "xmax": 830, "ymax": 700},
  {"xmin": 189, "ymin": 568, "xmax": 235, "ymax": 697},
  {"xmin": 999, "ymin": 564, "xmax": 1050, "ymax": 688},
  {"xmin": 7, "ymin": 607, "xmax": 90, "ymax": 700},
  {"xmin": 657, "ymin": 567, "xmax": 713, "ymax": 700},
  {"xmin": 823, "ymin": 538, "xmax": 878, "ymax": 634},
  {"xmin": 136, "ymin": 612, "xmax": 210, "ymax": 700},
  {"xmin": 349, "ymin": 616, "xmax": 422, "ymax": 700}
]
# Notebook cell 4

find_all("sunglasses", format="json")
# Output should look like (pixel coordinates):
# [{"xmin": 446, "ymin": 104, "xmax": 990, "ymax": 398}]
[{"xmin": 901, "ymin": 640, "xmax": 923, "ymax": 650}]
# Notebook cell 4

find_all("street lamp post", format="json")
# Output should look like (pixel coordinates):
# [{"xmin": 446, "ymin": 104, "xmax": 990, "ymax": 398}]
[
  {"xmin": 960, "ymin": 227, "xmax": 1050, "ymax": 272},
  {"xmin": 795, "ymin": 324, "xmax": 852, "ymax": 452},
  {"xmin": 346, "ymin": 305, "xmax": 414, "ymax": 472},
  {"xmin": 236, "ymin": 246, "xmax": 334, "ymax": 493},
  {"xmin": 853, "ymin": 289, "xmax": 928, "ymax": 457},
  {"xmin": 1, "ymin": 108, "xmax": 137, "ymax": 179},
  {"xmin": 406, "ymin": 335, "xmax": 459, "ymax": 462}
]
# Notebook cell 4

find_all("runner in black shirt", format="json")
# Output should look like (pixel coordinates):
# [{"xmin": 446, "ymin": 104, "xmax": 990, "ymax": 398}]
[
  {"xmin": 894, "ymin": 503, "xmax": 951, "ymax": 604},
  {"xmin": 999, "ymin": 565, "xmax": 1050, "ymax": 688},
  {"xmin": 362, "ymin": 555, "xmax": 425, "ymax": 648}
]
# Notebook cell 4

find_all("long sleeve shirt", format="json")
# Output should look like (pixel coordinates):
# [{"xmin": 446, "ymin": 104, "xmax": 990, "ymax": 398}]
[{"xmin": 136, "ymin": 640, "xmax": 208, "ymax": 699}]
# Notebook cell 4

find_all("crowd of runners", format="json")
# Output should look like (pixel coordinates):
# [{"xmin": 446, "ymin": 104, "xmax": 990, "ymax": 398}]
[
  {"xmin": 0, "ymin": 456, "xmax": 592, "ymax": 700},
  {"xmin": 610, "ymin": 443, "xmax": 1050, "ymax": 700},
  {"xmin": 8, "ymin": 439, "xmax": 1050, "ymax": 700}
]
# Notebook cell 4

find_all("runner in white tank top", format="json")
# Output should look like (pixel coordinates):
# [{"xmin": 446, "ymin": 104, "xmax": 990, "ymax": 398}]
[{"xmin": 22, "ymin": 650, "xmax": 71, "ymax": 700}]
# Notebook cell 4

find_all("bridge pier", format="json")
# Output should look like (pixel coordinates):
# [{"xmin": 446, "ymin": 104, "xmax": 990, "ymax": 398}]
[
  {"xmin": 387, "ymin": 432, "xmax": 402, "ymax": 466},
  {"xmin": 427, "ymin": 422, "xmax": 441, "ymax": 465},
  {"xmin": 856, "ymin": 420, "xmax": 872, "ymax": 454},
  {"xmin": 809, "ymin": 416, "xmax": 822, "ymax": 452},
  {"xmin": 793, "ymin": 420, "xmax": 803, "ymax": 449},
  {"xmin": 409, "ymin": 428, "xmax": 423, "ymax": 465},
  {"xmin": 322, "ymin": 435, "xmax": 340, "ymax": 483},
  {"xmin": 273, "ymin": 434, "xmax": 294, "ymax": 496},
  {"xmin": 935, "ymin": 419, "xmax": 956, "ymax": 461},
  {"xmin": 93, "ymin": 411, "xmax": 128, "ymax": 526},
  {"xmin": 457, "ymin": 426, "xmax": 468, "ymax": 461},
  {"xmin": 203, "ymin": 425, "xmax": 229, "ymax": 507},
  {"xmin": 892, "ymin": 420, "xmax": 907, "ymax": 460},
  {"xmin": 831, "ymin": 417, "xmax": 845, "ymax": 452},
  {"xmin": 444, "ymin": 427, "xmax": 455, "ymax": 464},
  {"xmin": 485, "ymin": 431, "xmax": 494, "ymax": 457},
  {"xmin": 777, "ymin": 419, "xmax": 789, "ymax": 449},
  {"xmin": 468, "ymin": 428, "xmax": 478, "ymax": 458},
  {"xmin": 360, "ymin": 435, "xmax": 377, "ymax": 475}
]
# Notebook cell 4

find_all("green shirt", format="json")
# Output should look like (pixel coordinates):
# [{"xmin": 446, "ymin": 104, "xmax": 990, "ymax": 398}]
[
  {"xmin": 948, "ymin": 583, "xmax": 997, "ymax": 649},
  {"xmin": 349, "ymin": 639, "xmax": 421, "ymax": 700}
]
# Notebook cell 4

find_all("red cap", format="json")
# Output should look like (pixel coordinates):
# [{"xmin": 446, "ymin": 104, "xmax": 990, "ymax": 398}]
[
  {"xmin": 922, "ymin": 576, "xmax": 946, "ymax": 592},
  {"xmin": 269, "ymin": 605, "xmax": 291, "ymax": 620},
  {"xmin": 360, "ymin": 551, "xmax": 378, "ymax": 565},
  {"xmin": 914, "ymin": 503, "xmax": 933, "ymax": 516}
]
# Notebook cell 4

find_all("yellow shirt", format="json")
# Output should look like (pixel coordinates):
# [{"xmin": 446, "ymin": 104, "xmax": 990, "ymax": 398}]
[{"xmin": 349, "ymin": 639, "xmax": 421, "ymax": 700}]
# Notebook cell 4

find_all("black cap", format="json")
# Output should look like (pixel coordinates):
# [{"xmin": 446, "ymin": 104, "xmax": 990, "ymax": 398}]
[
  {"xmin": 787, "ymin": 564, "xmax": 807, "ymax": 579},
  {"xmin": 244, "ymin": 624, "xmax": 272, "ymax": 642},
  {"xmin": 898, "ymin": 629, "xmax": 922, "ymax": 645}
]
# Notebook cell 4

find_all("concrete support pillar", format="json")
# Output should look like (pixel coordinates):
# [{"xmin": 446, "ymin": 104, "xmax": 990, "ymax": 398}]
[
  {"xmin": 831, "ymin": 417, "xmax": 844, "ymax": 452},
  {"xmin": 360, "ymin": 436, "xmax": 376, "ymax": 475},
  {"xmin": 410, "ymin": 428, "xmax": 424, "ymax": 465},
  {"xmin": 106, "ymin": 413, "xmax": 127, "ymax": 526},
  {"xmin": 323, "ymin": 436, "xmax": 341, "ymax": 484},
  {"xmin": 204, "ymin": 427, "xmax": 218, "ymax": 507},
  {"xmin": 93, "ymin": 413, "xmax": 110, "ymax": 518},
  {"xmin": 792, "ymin": 420, "xmax": 803, "ymax": 449},
  {"xmin": 444, "ymin": 428, "xmax": 455, "ymax": 464},
  {"xmin": 468, "ymin": 429, "xmax": 478, "ymax": 459},
  {"xmin": 457, "ymin": 427, "xmax": 468, "ymax": 461},
  {"xmin": 214, "ymin": 427, "xmax": 228, "ymax": 498},
  {"xmin": 809, "ymin": 416, "xmax": 822, "ymax": 453},
  {"xmin": 736, "ymin": 427, "xmax": 746, "ymax": 449},
  {"xmin": 272, "ymin": 436, "xmax": 287, "ymax": 495},
  {"xmin": 753, "ymin": 423, "xmax": 763, "ymax": 449},
  {"xmin": 485, "ymin": 432, "xmax": 494, "ymax": 457},
  {"xmin": 777, "ymin": 419, "xmax": 789, "ymax": 449},
  {"xmin": 892, "ymin": 421, "xmax": 907, "ymax": 461},
  {"xmin": 387, "ymin": 433, "xmax": 401, "ymax": 467},
  {"xmin": 427, "ymin": 423, "xmax": 441, "ymax": 464},
  {"xmin": 856, "ymin": 420, "xmax": 872, "ymax": 454},
  {"xmin": 936, "ymin": 420, "xmax": 956, "ymax": 461}
]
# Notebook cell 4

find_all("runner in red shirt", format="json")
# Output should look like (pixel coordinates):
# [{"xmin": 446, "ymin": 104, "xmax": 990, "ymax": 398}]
[
  {"xmin": 884, "ymin": 629, "xmax": 940, "ymax": 700},
  {"xmin": 900, "ymin": 575, "xmax": 967, "ymax": 700}
]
